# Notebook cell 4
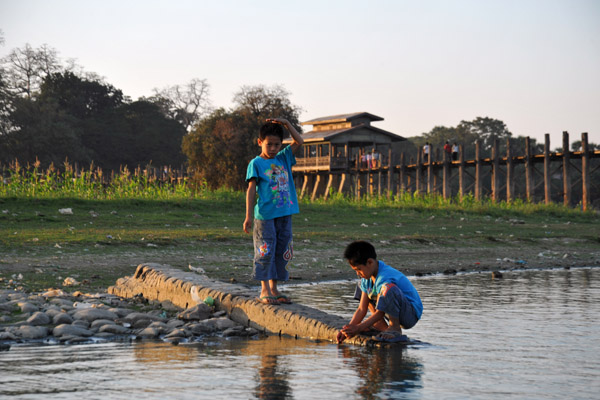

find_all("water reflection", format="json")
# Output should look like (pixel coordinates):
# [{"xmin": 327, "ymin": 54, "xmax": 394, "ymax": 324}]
[{"xmin": 339, "ymin": 345, "xmax": 423, "ymax": 399}]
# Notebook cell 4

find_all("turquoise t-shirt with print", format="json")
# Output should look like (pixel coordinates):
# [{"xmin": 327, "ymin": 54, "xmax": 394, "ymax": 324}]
[
  {"xmin": 360, "ymin": 260, "xmax": 423, "ymax": 319},
  {"xmin": 246, "ymin": 145, "xmax": 299, "ymax": 220}
]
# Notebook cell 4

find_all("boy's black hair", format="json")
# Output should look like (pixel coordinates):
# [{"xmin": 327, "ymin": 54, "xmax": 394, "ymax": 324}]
[
  {"xmin": 344, "ymin": 240, "xmax": 377, "ymax": 266},
  {"xmin": 259, "ymin": 122, "xmax": 285, "ymax": 141}
]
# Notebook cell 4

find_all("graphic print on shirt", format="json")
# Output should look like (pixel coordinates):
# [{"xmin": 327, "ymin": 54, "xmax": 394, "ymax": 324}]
[{"xmin": 266, "ymin": 163, "xmax": 292, "ymax": 208}]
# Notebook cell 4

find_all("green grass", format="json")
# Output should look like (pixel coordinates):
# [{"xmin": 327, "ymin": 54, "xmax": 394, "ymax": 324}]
[{"xmin": 1, "ymin": 162, "xmax": 599, "ymax": 292}]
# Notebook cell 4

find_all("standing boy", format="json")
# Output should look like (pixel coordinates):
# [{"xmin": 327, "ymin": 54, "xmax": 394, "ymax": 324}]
[
  {"xmin": 243, "ymin": 118, "xmax": 304, "ymax": 305},
  {"xmin": 337, "ymin": 241, "xmax": 423, "ymax": 343}
]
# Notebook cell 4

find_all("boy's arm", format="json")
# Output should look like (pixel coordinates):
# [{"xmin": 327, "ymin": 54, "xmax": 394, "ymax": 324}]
[
  {"xmin": 243, "ymin": 179, "xmax": 257, "ymax": 234},
  {"xmin": 338, "ymin": 291, "xmax": 370, "ymax": 342},
  {"xmin": 267, "ymin": 118, "xmax": 304, "ymax": 153}
]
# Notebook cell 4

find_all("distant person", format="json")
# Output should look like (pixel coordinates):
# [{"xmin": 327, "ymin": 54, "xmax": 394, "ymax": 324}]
[
  {"xmin": 337, "ymin": 241, "xmax": 423, "ymax": 343},
  {"xmin": 366, "ymin": 152, "xmax": 372, "ymax": 169},
  {"xmin": 444, "ymin": 141, "xmax": 452, "ymax": 159},
  {"xmin": 423, "ymin": 142, "xmax": 431, "ymax": 163},
  {"xmin": 371, "ymin": 148, "xmax": 380, "ymax": 168},
  {"xmin": 452, "ymin": 142, "xmax": 459, "ymax": 161},
  {"xmin": 243, "ymin": 118, "xmax": 304, "ymax": 305}
]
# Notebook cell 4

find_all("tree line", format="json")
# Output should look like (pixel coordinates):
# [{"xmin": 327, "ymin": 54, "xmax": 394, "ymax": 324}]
[{"xmin": 1, "ymin": 37, "xmax": 596, "ymax": 192}]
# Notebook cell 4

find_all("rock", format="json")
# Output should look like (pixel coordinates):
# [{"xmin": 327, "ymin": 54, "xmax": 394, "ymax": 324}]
[
  {"xmin": 188, "ymin": 321, "xmax": 217, "ymax": 334},
  {"xmin": 42, "ymin": 289, "xmax": 67, "ymax": 297},
  {"xmin": 214, "ymin": 317, "xmax": 237, "ymax": 330},
  {"xmin": 131, "ymin": 319, "xmax": 153, "ymax": 329},
  {"xmin": 73, "ymin": 308, "xmax": 119, "ymax": 323},
  {"xmin": 492, "ymin": 271, "xmax": 503, "ymax": 279},
  {"xmin": 160, "ymin": 300, "xmax": 180, "ymax": 312},
  {"xmin": 49, "ymin": 298, "xmax": 74, "ymax": 309},
  {"xmin": 223, "ymin": 327, "xmax": 244, "ymax": 337},
  {"xmin": 138, "ymin": 327, "xmax": 160, "ymax": 338},
  {"xmin": 166, "ymin": 319, "xmax": 185, "ymax": 329},
  {"xmin": 19, "ymin": 302, "xmax": 39, "ymax": 314},
  {"xmin": 108, "ymin": 308, "xmax": 135, "ymax": 318},
  {"xmin": 53, "ymin": 324, "xmax": 93, "ymax": 337},
  {"xmin": 177, "ymin": 303, "xmax": 212, "ymax": 321},
  {"xmin": 72, "ymin": 319, "xmax": 90, "ymax": 328},
  {"xmin": 0, "ymin": 331, "xmax": 18, "ymax": 340},
  {"xmin": 43, "ymin": 306, "xmax": 63, "ymax": 318},
  {"xmin": 91, "ymin": 319, "xmax": 116, "ymax": 329},
  {"xmin": 27, "ymin": 311, "xmax": 51, "ymax": 326},
  {"xmin": 98, "ymin": 324, "xmax": 129, "ymax": 334},
  {"xmin": 164, "ymin": 328, "xmax": 187, "ymax": 339},
  {"xmin": 121, "ymin": 312, "xmax": 163, "ymax": 324},
  {"xmin": 0, "ymin": 343, "xmax": 10, "ymax": 351},
  {"xmin": 53, "ymin": 312, "xmax": 74, "ymax": 325},
  {"xmin": 16, "ymin": 325, "xmax": 49, "ymax": 339}
]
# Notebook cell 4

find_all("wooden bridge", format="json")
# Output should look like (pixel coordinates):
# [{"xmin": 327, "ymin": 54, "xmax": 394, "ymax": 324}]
[{"xmin": 293, "ymin": 132, "xmax": 599, "ymax": 211}]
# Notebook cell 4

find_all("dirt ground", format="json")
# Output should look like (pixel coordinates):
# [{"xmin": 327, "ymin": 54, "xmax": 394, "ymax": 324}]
[{"xmin": 2, "ymin": 237, "xmax": 599, "ymax": 291}]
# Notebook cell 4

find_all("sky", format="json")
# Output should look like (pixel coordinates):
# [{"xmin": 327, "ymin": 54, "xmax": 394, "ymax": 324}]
[{"xmin": 1, "ymin": 0, "xmax": 599, "ymax": 147}]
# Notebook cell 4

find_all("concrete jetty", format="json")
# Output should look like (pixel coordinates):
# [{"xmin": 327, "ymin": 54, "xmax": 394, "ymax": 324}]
[{"xmin": 108, "ymin": 263, "xmax": 372, "ymax": 345}]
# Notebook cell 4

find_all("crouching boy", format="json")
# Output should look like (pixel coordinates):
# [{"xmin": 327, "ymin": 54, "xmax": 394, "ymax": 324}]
[{"xmin": 337, "ymin": 240, "xmax": 423, "ymax": 343}]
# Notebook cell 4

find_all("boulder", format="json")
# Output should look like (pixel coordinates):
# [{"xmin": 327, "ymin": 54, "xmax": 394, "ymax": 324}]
[
  {"xmin": 177, "ymin": 303, "xmax": 212, "ymax": 321},
  {"xmin": 98, "ymin": 324, "xmax": 129, "ymax": 334},
  {"xmin": 16, "ymin": 325, "xmax": 48, "ymax": 339},
  {"xmin": 53, "ymin": 324, "xmax": 93, "ymax": 337},
  {"xmin": 53, "ymin": 312, "xmax": 74, "ymax": 325},
  {"xmin": 91, "ymin": 319, "xmax": 116, "ymax": 329},
  {"xmin": 27, "ymin": 311, "xmax": 51, "ymax": 326},
  {"xmin": 73, "ymin": 308, "xmax": 119, "ymax": 323},
  {"xmin": 19, "ymin": 302, "xmax": 39, "ymax": 314}
]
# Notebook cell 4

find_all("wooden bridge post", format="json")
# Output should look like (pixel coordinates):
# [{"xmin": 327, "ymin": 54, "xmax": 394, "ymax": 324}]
[
  {"xmin": 427, "ymin": 149, "xmax": 433, "ymax": 194},
  {"xmin": 506, "ymin": 138, "xmax": 514, "ymax": 203},
  {"xmin": 415, "ymin": 151, "xmax": 422, "ymax": 196},
  {"xmin": 459, "ymin": 144, "xmax": 465, "ymax": 200},
  {"xmin": 387, "ymin": 148, "xmax": 393, "ymax": 199},
  {"xmin": 443, "ymin": 145, "xmax": 450, "ymax": 199},
  {"xmin": 582, "ymin": 132, "xmax": 590, "ymax": 211},
  {"xmin": 492, "ymin": 138, "xmax": 500, "ymax": 203},
  {"xmin": 399, "ymin": 152, "xmax": 406, "ymax": 195},
  {"xmin": 544, "ymin": 133, "xmax": 551, "ymax": 204},
  {"xmin": 525, "ymin": 137, "xmax": 533, "ymax": 202},
  {"xmin": 475, "ymin": 140, "xmax": 482, "ymax": 200},
  {"xmin": 562, "ymin": 131, "xmax": 571, "ymax": 206}
]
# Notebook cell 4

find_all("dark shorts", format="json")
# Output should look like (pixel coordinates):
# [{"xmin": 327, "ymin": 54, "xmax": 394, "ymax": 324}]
[
  {"xmin": 354, "ymin": 283, "xmax": 419, "ymax": 329},
  {"xmin": 252, "ymin": 216, "xmax": 293, "ymax": 281}
]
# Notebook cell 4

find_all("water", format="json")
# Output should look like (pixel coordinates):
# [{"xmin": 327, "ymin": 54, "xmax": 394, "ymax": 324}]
[{"xmin": 1, "ymin": 267, "xmax": 599, "ymax": 399}]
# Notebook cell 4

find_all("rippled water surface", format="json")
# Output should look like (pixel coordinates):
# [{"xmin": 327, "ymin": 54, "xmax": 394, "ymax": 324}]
[{"xmin": 1, "ymin": 267, "xmax": 599, "ymax": 399}]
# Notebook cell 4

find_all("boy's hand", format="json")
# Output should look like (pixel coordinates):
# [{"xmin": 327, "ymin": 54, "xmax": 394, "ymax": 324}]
[
  {"xmin": 337, "ymin": 330, "xmax": 347, "ymax": 344},
  {"xmin": 266, "ymin": 118, "xmax": 288, "ymax": 125},
  {"xmin": 341, "ymin": 324, "xmax": 361, "ymax": 338},
  {"xmin": 243, "ymin": 217, "xmax": 252, "ymax": 233}
]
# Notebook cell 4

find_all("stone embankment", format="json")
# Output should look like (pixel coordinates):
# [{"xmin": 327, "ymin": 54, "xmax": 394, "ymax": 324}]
[
  {"xmin": 0, "ymin": 286, "xmax": 260, "ymax": 351},
  {"xmin": 108, "ymin": 263, "xmax": 368, "ymax": 344},
  {"xmin": 0, "ymin": 263, "xmax": 372, "ymax": 351}
]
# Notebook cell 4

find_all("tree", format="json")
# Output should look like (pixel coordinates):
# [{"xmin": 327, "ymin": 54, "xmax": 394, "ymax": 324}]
[
  {"xmin": 1, "ymin": 43, "xmax": 62, "ymax": 99},
  {"xmin": 182, "ymin": 84, "xmax": 302, "ymax": 189},
  {"xmin": 456, "ymin": 117, "xmax": 512, "ymax": 153},
  {"xmin": 150, "ymin": 78, "xmax": 211, "ymax": 131}
]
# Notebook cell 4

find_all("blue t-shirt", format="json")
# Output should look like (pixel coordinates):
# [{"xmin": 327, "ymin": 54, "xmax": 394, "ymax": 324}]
[
  {"xmin": 360, "ymin": 260, "xmax": 423, "ymax": 319},
  {"xmin": 246, "ymin": 145, "xmax": 299, "ymax": 220}
]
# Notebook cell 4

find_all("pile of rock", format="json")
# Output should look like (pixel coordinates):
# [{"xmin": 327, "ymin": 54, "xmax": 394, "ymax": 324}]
[{"xmin": 0, "ymin": 288, "xmax": 261, "ymax": 351}]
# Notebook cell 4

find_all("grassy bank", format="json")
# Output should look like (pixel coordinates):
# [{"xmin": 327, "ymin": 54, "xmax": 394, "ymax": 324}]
[
  {"xmin": 1, "ymin": 189, "xmax": 599, "ymax": 292},
  {"xmin": 1, "ymin": 163, "xmax": 598, "ymax": 291}
]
